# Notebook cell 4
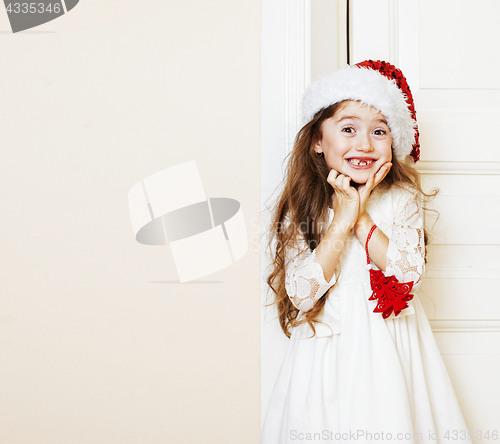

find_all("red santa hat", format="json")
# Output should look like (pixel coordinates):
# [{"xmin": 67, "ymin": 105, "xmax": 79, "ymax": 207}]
[{"xmin": 301, "ymin": 60, "xmax": 420, "ymax": 162}]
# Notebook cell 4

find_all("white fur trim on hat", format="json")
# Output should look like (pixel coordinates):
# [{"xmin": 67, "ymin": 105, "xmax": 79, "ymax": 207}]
[{"xmin": 301, "ymin": 65, "xmax": 416, "ymax": 160}]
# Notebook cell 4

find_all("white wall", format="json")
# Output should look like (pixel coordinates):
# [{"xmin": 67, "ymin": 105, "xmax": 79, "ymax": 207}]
[{"xmin": 0, "ymin": 1, "xmax": 261, "ymax": 443}]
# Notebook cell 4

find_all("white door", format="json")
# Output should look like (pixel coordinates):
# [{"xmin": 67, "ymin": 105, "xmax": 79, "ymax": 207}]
[
  {"xmin": 261, "ymin": 0, "xmax": 500, "ymax": 437},
  {"xmin": 350, "ymin": 0, "xmax": 500, "ymax": 438}
]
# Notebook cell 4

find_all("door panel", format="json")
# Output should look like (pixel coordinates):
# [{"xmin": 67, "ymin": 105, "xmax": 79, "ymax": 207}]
[{"xmin": 351, "ymin": 0, "xmax": 500, "ymax": 438}]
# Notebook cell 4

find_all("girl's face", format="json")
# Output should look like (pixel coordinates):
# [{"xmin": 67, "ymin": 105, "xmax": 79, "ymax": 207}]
[{"xmin": 313, "ymin": 100, "xmax": 393, "ymax": 184}]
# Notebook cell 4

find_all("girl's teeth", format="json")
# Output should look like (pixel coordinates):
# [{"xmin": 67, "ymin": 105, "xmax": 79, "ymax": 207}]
[{"xmin": 349, "ymin": 159, "xmax": 373, "ymax": 166}]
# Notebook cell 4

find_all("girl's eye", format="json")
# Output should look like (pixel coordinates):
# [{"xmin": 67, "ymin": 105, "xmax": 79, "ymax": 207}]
[
  {"xmin": 373, "ymin": 129, "xmax": 387, "ymax": 135},
  {"xmin": 342, "ymin": 126, "xmax": 355, "ymax": 133}
]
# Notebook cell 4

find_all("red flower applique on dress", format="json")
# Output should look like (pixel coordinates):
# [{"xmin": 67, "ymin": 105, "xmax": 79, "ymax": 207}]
[{"xmin": 365, "ymin": 224, "xmax": 415, "ymax": 319}]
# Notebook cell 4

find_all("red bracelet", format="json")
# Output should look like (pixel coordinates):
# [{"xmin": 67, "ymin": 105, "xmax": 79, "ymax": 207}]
[{"xmin": 365, "ymin": 224, "xmax": 377, "ymax": 266}]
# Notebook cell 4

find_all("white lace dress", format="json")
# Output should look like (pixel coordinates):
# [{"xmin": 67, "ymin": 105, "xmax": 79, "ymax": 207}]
[{"xmin": 260, "ymin": 186, "xmax": 472, "ymax": 444}]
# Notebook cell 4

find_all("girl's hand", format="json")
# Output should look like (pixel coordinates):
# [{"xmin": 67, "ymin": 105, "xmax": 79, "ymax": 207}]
[
  {"xmin": 357, "ymin": 162, "xmax": 392, "ymax": 217},
  {"xmin": 327, "ymin": 169, "xmax": 360, "ymax": 232}
]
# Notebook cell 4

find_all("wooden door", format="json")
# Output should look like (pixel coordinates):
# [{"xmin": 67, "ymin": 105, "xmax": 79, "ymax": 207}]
[
  {"xmin": 262, "ymin": 0, "xmax": 500, "ymax": 437},
  {"xmin": 350, "ymin": 0, "xmax": 500, "ymax": 438}
]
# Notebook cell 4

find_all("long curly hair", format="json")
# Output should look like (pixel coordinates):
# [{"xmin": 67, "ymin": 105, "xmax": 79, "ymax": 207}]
[{"xmin": 265, "ymin": 101, "xmax": 437, "ymax": 338}]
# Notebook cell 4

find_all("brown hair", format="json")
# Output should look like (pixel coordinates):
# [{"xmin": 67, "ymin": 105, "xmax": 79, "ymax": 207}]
[{"xmin": 265, "ymin": 101, "xmax": 437, "ymax": 338}]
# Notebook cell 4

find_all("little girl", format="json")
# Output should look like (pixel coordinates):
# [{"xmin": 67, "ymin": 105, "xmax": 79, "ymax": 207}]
[{"xmin": 260, "ymin": 61, "xmax": 472, "ymax": 443}]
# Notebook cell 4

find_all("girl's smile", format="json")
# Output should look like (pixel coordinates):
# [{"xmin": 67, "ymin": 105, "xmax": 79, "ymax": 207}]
[
  {"xmin": 345, "ymin": 156, "xmax": 376, "ymax": 168},
  {"xmin": 313, "ymin": 100, "xmax": 393, "ymax": 183}
]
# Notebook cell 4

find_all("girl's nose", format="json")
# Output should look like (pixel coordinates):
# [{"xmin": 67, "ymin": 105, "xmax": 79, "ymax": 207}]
[{"xmin": 356, "ymin": 132, "xmax": 374, "ymax": 152}]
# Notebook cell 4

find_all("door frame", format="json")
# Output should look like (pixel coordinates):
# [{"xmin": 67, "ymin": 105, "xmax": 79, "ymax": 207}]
[{"xmin": 260, "ymin": 0, "xmax": 348, "ymax": 421}]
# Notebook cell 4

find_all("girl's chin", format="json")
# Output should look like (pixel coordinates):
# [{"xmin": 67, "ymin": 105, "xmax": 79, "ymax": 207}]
[
  {"xmin": 350, "ymin": 179, "xmax": 366, "ymax": 189},
  {"xmin": 338, "ymin": 166, "xmax": 373, "ymax": 184},
  {"xmin": 332, "ymin": 166, "xmax": 373, "ymax": 185},
  {"xmin": 348, "ymin": 174, "xmax": 369, "ymax": 185}
]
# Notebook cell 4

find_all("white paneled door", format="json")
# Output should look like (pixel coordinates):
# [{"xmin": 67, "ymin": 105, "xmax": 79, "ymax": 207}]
[
  {"xmin": 350, "ymin": 0, "xmax": 500, "ymax": 439},
  {"xmin": 261, "ymin": 0, "xmax": 500, "ymax": 437}
]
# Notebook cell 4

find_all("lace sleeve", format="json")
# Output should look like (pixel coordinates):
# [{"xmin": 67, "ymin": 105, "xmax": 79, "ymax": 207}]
[
  {"xmin": 284, "ymin": 231, "xmax": 338, "ymax": 313},
  {"xmin": 386, "ymin": 190, "xmax": 426, "ymax": 291}
]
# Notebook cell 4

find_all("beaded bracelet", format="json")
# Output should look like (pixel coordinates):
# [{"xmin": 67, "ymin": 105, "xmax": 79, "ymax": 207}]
[{"xmin": 365, "ymin": 224, "xmax": 378, "ymax": 266}]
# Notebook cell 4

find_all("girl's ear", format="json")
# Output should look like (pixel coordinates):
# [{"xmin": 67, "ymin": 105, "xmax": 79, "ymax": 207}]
[{"xmin": 311, "ymin": 133, "xmax": 322, "ymax": 152}]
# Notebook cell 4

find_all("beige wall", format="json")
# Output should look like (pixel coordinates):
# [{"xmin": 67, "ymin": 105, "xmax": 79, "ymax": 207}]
[{"xmin": 0, "ymin": 1, "xmax": 261, "ymax": 442}]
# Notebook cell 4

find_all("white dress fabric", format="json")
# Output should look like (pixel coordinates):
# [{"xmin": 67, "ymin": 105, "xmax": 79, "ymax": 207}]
[{"xmin": 260, "ymin": 186, "xmax": 472, "ymax": 444}]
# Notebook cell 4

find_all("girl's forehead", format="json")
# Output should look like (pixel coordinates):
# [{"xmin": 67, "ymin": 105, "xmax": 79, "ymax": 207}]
[{"xmin": 336, "ymin": 100, "xmax": 385, "ymax": 119}]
